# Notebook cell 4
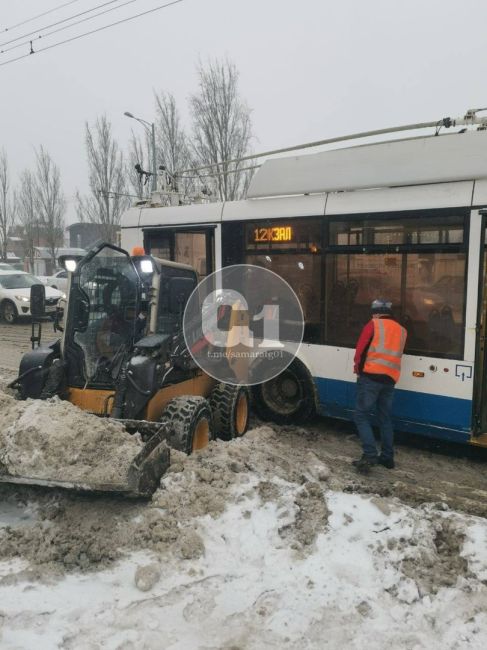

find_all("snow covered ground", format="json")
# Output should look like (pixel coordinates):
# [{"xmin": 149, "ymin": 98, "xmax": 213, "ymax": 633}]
[
  {"xmin": 1, "ymin": 366, "xmax": 487, "ymax": 649},
  {"xmin": 1, "ymin": 449, "xmax": 487, "ymax": 649}
]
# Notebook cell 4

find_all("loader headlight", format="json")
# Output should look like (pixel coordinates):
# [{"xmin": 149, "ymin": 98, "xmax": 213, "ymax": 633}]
[
  {"xmin": 65, "ymin": 259, "xmax": 77, "ymax": 272},
  {"xmin": 140, "ymin": 259, "xmax": 153, "ymax": 274},
  {"xmin": 15, "ymin": 295, "xmax": 30, "ymax": 302}
]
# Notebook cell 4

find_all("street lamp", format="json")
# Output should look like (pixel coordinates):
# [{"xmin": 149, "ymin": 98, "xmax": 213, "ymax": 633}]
[{"xmin": 124, "ymin": 111, "xmax": 157, "ymax": 192}]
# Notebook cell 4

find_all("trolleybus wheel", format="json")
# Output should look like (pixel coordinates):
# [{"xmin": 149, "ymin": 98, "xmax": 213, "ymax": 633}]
[{"xmin": 252, "ymin": 359, "xmax": 316, "ymax": 424}]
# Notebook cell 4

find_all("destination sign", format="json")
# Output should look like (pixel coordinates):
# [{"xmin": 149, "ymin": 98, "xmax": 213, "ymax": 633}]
[{"xmin": 253, "ymin": 226, "xmax": 293, "ymax": 243}]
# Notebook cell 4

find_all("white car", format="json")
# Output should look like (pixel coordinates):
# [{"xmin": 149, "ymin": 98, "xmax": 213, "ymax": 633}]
[
  {"xmin": 38, "ymin": 269, "xmax": 69, "ymax": 292},
  {"xmin": 0, "ymin": 271, "xmax": 63, "ymax": 323}
]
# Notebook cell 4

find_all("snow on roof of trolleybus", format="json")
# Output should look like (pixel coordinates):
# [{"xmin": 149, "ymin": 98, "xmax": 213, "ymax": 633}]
[{"xmin": 246, "ymin": 130, "xmax": 487, "ymax": 199}]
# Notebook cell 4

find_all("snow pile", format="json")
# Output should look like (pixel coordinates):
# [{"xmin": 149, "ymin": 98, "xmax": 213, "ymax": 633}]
[
  {"xmin": 1, "ymin": 477, "xmax": 487, "ymax": 648},
  {"xmin": 0, "ymin": 392, "xmax": 143, "ymax": 486},
  {"xmin": 1, "ymin": 387, "xmax": 487, "ymax": 647},
  {"xmin": 0, "ymin": 426, "xmax": 331, "ymax": 572}
]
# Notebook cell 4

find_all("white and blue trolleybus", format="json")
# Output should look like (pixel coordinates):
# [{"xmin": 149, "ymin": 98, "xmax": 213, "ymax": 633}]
[{"xmin": 121, "ymin": 112, "xmax": 487, "ymax": 450}]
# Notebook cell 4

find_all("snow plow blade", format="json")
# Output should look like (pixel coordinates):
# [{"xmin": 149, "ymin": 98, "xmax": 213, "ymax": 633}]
[{"xmin": 0, "ymin": 427, "xmax": 171, "ymax": 499}]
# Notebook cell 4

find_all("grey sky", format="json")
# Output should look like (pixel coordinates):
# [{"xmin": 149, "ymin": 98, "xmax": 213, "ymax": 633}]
[{"xmin": 1, "ymin": 0, "xmax": 487, "ymax": 224}]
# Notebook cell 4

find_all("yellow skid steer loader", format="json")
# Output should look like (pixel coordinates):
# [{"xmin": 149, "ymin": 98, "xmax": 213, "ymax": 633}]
[{"xmin": 5, "ymin": 243, "xmax": 249, "ymax": 497}]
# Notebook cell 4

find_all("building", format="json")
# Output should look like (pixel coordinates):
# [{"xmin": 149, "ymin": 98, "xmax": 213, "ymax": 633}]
[
  {"xmin": 67, "ymin": 222, "xmax": 120, "ymax": 250},
  {"xmin": 31, "ymin": 246, "xmax": 86, "ymax": 276}
]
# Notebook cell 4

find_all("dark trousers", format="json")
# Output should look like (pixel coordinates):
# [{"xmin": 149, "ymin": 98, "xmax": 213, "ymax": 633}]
[{"xmin": 353, "ymin": 374, "xmax": 395, "ymax": 461}]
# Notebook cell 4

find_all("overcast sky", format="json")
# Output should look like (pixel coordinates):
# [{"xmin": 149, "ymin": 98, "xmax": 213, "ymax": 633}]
[{"xmin": 1, "ymin": 0, "xmax": 487, "ymax": 224}]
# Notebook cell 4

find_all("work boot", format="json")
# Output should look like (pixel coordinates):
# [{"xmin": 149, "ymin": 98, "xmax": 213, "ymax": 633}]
[
  {"xmin": 378, "ymin": 456, "xmax": 395, "ymax": 469},
  {"xmin": 352, "ymin": 455, "xmax": 377, "ymax": 475}
]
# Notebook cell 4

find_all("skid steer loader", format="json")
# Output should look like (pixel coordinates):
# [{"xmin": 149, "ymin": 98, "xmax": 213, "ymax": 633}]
[{"xmin": 4, "ymin": 242, "xmax": 249, "ymax": 497}]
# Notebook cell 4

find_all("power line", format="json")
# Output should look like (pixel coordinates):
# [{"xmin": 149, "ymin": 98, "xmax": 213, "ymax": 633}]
[
  {"xmin": 1, "ymin": 0, "xmax": 140, "ymax": 56},
  {"xmin": 0, "ymin": 0, "xmax": 124, "ymax": 48},
  {"xmin": 0, "ymin": 0, "xmax": 184, "ymax": 68},
  {"xmin": 1, "ymin": 0, "xmax": 84, "ymax": 34}
]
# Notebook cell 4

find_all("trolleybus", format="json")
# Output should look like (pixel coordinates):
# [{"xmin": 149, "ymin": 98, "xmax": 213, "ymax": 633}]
[{"xmin": 121, "ymin": 123, "xmax": 487, "ymax": 448}]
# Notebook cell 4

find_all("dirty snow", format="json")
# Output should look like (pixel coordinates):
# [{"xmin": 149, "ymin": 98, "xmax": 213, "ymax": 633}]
[
  {"xmin": 1, "ymin": 383, "xmax": 487, "ymax": 648},
  {"xmin": 0, "ymin": 391, "xmax": 142, "ymax": 486},
  {"xmin": 1, "ymin": 480, "xmax": 487, "ymax": 649}
]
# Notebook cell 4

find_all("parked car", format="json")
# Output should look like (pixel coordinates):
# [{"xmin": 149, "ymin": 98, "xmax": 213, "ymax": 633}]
[
  {"xmin": 0, "ymin": 271, "xmax": 63, "ymax": 323},
  {"xmin": 37, "ymin": 269, "xmax": 68, "ymax": 292},
  {"xmin": 0, "ymin": 262, "xmax": 23, "ymax": 271}
]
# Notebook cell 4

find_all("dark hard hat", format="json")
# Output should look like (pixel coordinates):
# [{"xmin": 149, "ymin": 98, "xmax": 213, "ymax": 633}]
[{"xmin": 371, "ymin": 298, "xmax": 392, "ymax": 314}]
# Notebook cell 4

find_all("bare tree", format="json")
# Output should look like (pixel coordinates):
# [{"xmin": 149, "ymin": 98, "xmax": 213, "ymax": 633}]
[
  {"xmin": 155, "ymin": 91, "xmax": 191, "ymax": 190},
  {"xmin": 34, "ymin": 146, "xmax": 65, "ymax": 267},
  {"xmin": 77, "ymin": 115, "xmax": 130, "ymax": 243},
  {"xmin": 17, "ymin": 169, "xmax": 37, "ymax": 270},
  {"xmin": 127, "ymin": 132, "xmax": 151, "ymax": 200},
  {"xmin": 0, "ymin": 149, "xmax": 16, "ymax": 261},
  {"xmin": 189, "ymin": 58, "xmax": 254, "ymax": 201}
]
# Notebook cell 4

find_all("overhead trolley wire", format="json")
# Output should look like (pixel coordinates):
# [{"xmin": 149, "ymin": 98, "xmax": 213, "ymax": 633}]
[
  {"xmin": 0, "ymin": 0, "xmax": 125, "ymax": 49},
  {"xmin": 0, "ymin": 0, "xmax": 184, "ymax": 68},
  {"xmin": 1, "ymin": 0, "xmax": 140, "ymax": 56},
  {"xmin": 1, "ymin": 0, "xmax": 84, "ymax": 34}
]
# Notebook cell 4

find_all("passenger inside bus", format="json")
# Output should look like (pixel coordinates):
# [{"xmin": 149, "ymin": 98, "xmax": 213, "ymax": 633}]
[{"xmin": 326, "ymin": 251, "xmax": 465, "ymax": 357}]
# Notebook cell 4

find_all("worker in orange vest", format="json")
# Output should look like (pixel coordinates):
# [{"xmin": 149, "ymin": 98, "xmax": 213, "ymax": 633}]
[{"xmin": 352, "ymin": 299, "xmax": 407, "ymax": 474}]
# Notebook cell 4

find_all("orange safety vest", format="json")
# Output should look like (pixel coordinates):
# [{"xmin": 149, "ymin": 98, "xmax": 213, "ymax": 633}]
[{"xmin": 363, "ymin": 318, "xmax": 407, "ymax": 383}]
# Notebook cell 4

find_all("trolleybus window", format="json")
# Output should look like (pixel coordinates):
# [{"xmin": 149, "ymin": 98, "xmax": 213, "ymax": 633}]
[
  {"xmin": 229, "ymin": 211, "xmax": 467, "ymax": 356},
  {"xmin": 325, "ymin": 213, "xmax": 467, "ymax": 358},
  {"xmin": 329, "ymin": 215, "xmax": 464, "ymax": 247},
  {"xmin": 145, "ymin": 229, "xmax": 214, "ymax": 278},
  {"xmin": 243, "ymin": 218, "xmax": 322, "ymax": 343}
]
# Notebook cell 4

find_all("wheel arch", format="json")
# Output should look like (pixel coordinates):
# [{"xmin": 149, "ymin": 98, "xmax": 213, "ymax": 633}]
[{"xmin": 292, "ymin": 351, "xmax": 320, "ymax": 413}]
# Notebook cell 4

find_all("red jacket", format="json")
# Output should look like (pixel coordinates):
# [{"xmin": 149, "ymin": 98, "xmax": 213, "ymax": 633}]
[{"xmin": 354, "ymin": 320, "xmax": 374, "ymax": 374}]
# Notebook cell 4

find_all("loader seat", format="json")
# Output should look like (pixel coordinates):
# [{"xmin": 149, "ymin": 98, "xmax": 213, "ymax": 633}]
[{"xmin": 95, "ymin": 306, "xmax": 131, "ymax": 358}]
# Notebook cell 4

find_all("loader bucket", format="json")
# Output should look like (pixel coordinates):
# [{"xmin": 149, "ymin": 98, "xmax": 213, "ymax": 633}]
[{"xmin": 0, "ymin": 426, "xmax": 171, "ymax": 499}]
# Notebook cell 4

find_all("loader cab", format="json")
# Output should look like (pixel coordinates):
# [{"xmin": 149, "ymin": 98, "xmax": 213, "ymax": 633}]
[
  {"xmin": 64, "ymin": 243, "xmax": 142, "ymax": 388},
  {"xmin": 63, "ymin": 244, "xmax": 199, "ymax": 390}
]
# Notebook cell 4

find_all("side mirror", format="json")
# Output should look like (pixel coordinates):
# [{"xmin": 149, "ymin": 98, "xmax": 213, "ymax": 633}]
[
  {"xmin": 30, "ymin": 284, "xmax": 46, "ymax": 319},
  {"xmin": 168, "ymin": 277, "xmax": 196, "ymax": 315}
]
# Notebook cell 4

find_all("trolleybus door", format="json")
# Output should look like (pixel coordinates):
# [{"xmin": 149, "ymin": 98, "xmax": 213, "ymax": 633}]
[{"xmin": 474, "ymin": 210, "xmax": 487, "ymax": 433}]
